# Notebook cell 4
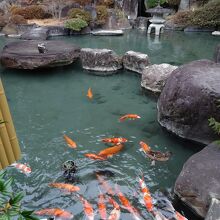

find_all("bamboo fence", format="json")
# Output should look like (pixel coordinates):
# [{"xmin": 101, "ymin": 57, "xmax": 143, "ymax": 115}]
[{"xmin": 0, "ymin": 80, "xmax": 21, "ymax": 170}]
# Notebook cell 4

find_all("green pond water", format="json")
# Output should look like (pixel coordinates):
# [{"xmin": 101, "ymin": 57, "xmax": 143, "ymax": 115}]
[{"xmin": 0, "ymin": 30, "xmax": 219, "ymax": 220}]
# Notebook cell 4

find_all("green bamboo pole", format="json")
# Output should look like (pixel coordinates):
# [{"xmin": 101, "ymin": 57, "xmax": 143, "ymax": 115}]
[
  {"xmin": 0, "ymin": 80, "xmax": 21, "ymax": 161},
  {"xmin": 0, "ymin": 108, "xmax": 16, "ymax": 164},
  {"xmin": 0, "ymin": 137, "xmax": 9, "ymax": 169}
]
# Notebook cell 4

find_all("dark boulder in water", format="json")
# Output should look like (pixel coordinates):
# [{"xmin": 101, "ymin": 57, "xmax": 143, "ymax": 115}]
[
  {"xmin": 157, "ymin": 59, "xmax": 220, "ymax": 145},
  {"xmin": 174, "ymin": 142, "xmax": 220, "ymax": 218}
]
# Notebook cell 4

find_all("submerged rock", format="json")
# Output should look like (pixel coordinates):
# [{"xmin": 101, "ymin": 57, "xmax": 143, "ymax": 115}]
[
  {"xmin": 175, "ymin": 143, "xmax": 220, "ymax": 218},
  {"xmin": 141, "ymin": 63, "xmax": 177, "ymax": 93},
  {"xmin": 0, "ymin": 40, "xmax": 80, "ymax": 69},
  {"xmin": 91, "ymin": 30, "xmax": 124, "ymax": 36},
  {"xmin": 122, "ymin": 51, "xmax": 150, "ymax": 74},
  {"xmin": 214, "ymin": 44, "xmax": 220, "ymax": 63},
  {"xmin": 157, "ymin": 59, "xmax": 220, "ymax": 145},
  {"xmin": 80, "ymin": 48, "xmax": 122, "ymax": 74}
]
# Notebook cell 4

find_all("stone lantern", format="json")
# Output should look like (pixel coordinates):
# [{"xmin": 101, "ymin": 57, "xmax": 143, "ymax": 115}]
[{"xmin": 146, "ymin": 4, "xmax": 172, "ymax": 36}]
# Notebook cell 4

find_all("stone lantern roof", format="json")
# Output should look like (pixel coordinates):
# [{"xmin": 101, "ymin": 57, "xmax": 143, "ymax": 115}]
[{"xmin": 146, "ymin": 5, "xmax": 172, "ymax": 15}]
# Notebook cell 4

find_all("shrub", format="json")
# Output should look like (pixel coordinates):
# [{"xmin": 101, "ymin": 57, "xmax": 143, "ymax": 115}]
[
  {"xmin": 97, "ymin": 0, "xmax": 115, "ymax": 8},
  {"xmin": 68, "ymin": 8, "xmax": 92, "ymax": 23},
  {"xmin": 95, "ymin": 5, "xmax": 108, "ymax": 25},
  {"xmin": 167, "ymin": 0, "xmax": 181, "ymax": 6},
  {"xmin": 146, "ymin": 0, "xmax": 167, "ymax": 8},
  {"xmin": 10, "ymin": 15, "xmax": 27, "ymax": 25},
  {"xmin": 65, "ymin": 18, "xmax": 88, "ymax": 31},
  {"xmin": 172, "ymin": 10, "xmax": 193, "ymax": 25},
  {"xmin": 189, "ymin": 0, "xmax": 220, "ymax": 27},
  {"xmin": 11, "ymin": 5, "xmax": 46, "ymax": 19},
  {"xmin": 73, "ymin": 0, "xmax": 92, "ymax": 6}
]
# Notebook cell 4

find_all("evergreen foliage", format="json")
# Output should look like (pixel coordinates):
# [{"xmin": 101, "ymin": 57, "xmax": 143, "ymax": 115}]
[
  {"xmin": 65, "ymin": 18, "xmax": 88, "ymax": 31},
  {"xmin": 0, "ymin": 171, "xmax": 39, "ymax": 220}
]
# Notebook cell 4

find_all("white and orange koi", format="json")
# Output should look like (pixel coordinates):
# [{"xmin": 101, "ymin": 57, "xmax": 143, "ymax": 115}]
[
  {"xmin": 84, "ymin": 153, "xmax": 107, "ymax": 160},
  {"xmin": 116, "ymin": 185, "xmax": 141, "ymax": 220},
  {"xmin": 11, "ymin": 163, "xmax": 31, "ymax": 174},
  {"xmin": 139, "ymin": 141, "xmax": 151, "ymax": 153},
  {"xmin": 34, "ymin": 208, "xmax": 73, "ymax": 219},
  {"xmin": 98, "ymin": 193, "xmax": 107, "ymax": 220},
  {"xmin": 119, "ymin": 114, "xmax": 141, "ymax": 122},
  {"xmin": 63, "ymin": 134, "xmax": 77, "ymax": 148},
  {"xmin": 138, "ymin": 176, "xmax": 154, "ymax": 212},
  {"xmin": 96, "ymin": 174, "xmax": 115, "ymax": 196},
  {"xmin": 79, "ymin": 196, "xmax": 95, "ymax": 220},
  {"xmin": 101, "ymin": 137, "xmax": 127, "ymax": 145},
  {"xmin": 48, "ymin": 183, "xmax": 80, "ymax": 193},
  {"xmin": 108, "ymin": 197, "xmax": 121, "ymax": 220},
  {"xmin": 175, "ymin": 211, "xmax": 188, "ymax": 220}
]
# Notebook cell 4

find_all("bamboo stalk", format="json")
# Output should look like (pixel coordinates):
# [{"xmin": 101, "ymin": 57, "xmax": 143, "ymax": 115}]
[
  {"xmin": 0, "ymin": 80, "xmax": 21, "ymax": 161},
  {"xmin": 0, "ymin": 108, "xmax": 16, "ymax": 164},
  {"xmin": 0, "ymin": 137, "xmax": 9, "ymax": 169}
]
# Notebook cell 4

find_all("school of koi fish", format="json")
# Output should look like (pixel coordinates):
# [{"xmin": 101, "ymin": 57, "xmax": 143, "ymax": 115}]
[{"xmin": 11, "ymin": 88, "xmax": 188, "ymax": 220}]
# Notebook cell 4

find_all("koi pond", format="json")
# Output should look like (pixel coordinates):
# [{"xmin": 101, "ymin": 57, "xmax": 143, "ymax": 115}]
[{"xmin": 0, "ymin": 30, "xmax": 219, "ymax": 220}]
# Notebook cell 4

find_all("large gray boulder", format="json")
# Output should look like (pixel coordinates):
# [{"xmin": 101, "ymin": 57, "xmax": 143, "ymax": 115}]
[
  {"xmin": 80, "ymin": 48, "xmax": 122, "ymax": 74},
  {"xmin": 141, "ymin": 64, "xmax": 177, "ymax": 93},
  {"xmin": 214, "ymin": 44, "xmax": 220, "ymax": 63},
  {"xmin": 122, "ymin": 51, "xmax": 150, "ymax": 74},
  {"xmin": 21, "ymin": 27, "xmax": 49, "ymax": 40},
  {"xmin": 158, "ymin": 59, "xmax": 220, "ymax": 145},
  {"xmin": 0, "ymin": 40, "xmax": 80, "ymax": 69},
  {"xmin": 174, "ymin": 143, "xmax": 220, "ymax": 218}
]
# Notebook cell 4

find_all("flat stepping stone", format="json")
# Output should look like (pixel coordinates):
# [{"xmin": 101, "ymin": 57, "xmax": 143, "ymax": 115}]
[
  {"xmin": 80, "ymin": 48, "xmax": 122, "ymax": 74},
  {"xmin": 91, "ymin": 30, "xmax": 124, "ymax": 36},
  {"xmin": 0, "ymin": 40, "xmax": 80, "ymax": 69}
]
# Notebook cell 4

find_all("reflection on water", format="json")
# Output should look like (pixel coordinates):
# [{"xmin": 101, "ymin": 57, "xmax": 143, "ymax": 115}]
[{"xmin": 0, "ymin": 30, "xmax": 217, "ymax": 219}]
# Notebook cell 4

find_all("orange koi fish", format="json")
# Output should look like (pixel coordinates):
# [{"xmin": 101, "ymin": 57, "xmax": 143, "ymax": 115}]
[
  {"xmin": 63, "ymin": 134, "xmax": 77, "ymax": 148},
  {"xmin": 79, "ymin": 196, "xmax": 95, "ymax": 220},
  {"xmin": 116, "ymin": 186, "xmax": 141, "ymax": 220},
  {"xmin": 138, "ymin": 176, "xmax": 154, "ymax": 212},
  {"xmin": 96, "ymin": 174, "xmax": 115, "ymax": 196},
  {"xmin": 139, "ymin": 141, "xmax": 151, "ymax": 153},
  {"xmin": 48, "ymin": 183, "xmax": 80, "ymax": 193},
  {"xmin": 98, "ymin": 144, "xmax": 124, "ymax": 157},
  {"xmin": 119, "ymin": 114, "xmax": 141, "ymax": 122},
  {"xmin": 34, "ymin": 208, "xmax": 73, "ymax": 219},
  {"xmin": 84, "ymin": 153, "xmax": 107, "ymax": 160},
  {"xmin": 11, "ymin": 163, "xmax": 31, "ymax": 174},
  {"xmin": 175, "ymin": 211, "xmax": 188, "ymax": 220},
  {"xmin": 108, "ymin": 197, "xmax": 121, "ymax": 220},
  {"xmin": 98, "ymin": 193, "xmax": 107, "ymax": 220},
  {"xmin": 87, "ymin": 88, "xmax": 93, "ymax": 99},
  {"xmin": 101, "ymin": 137, "xmax": 127, "ymax": 145}
]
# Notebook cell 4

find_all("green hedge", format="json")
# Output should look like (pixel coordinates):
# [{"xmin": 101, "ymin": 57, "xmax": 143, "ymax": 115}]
[
  {"xmin": 68, "ymin": 8, "xmax": 92, "ymax": 23},
  {"xmin": 65, "ymin": 18, "xmax": 88, "ymax": 31}
]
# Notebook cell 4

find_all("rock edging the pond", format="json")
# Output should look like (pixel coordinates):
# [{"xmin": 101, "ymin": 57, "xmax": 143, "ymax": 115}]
[
  {"xmin": 174, "ymin": 142, "xmax": 220, "ymax": 218},
  {"xmin": 0, "ymin": 40, "xmax": 80, "ymax": 69},
  {"xmin": 157, "ymin": 59, "xmax": 220, "ymax": 145},
  {"xmin": 141, "ymin": 63, "xmax": 177, "ymax": 93},
  {"xmin": 80, "ymin": 48, "xmax": 122, "ymax": 74},
  {"xmin": 122, "ymin": 51, "xmax": 151, "ymax": 74}
]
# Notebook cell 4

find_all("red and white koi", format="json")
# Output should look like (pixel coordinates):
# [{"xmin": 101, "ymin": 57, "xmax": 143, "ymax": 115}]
[
  {"xmin": 98, "ymin": 193, "xmax": 107, "ymax": 220},
  {"xmin": 138, "ymin": 176, "xmax": 154, "ymax": 212},
  {"xmin": 11, "ymin": 163, "xmax": 31, "ymax": 174},
  {"xmin": 116, "ymin": 185, "xmax": 141, "ymax": 220},
  {"xmin": 101, "ymin": 137, "xmax": 128, "ymax": 145},
  {"xmin": 108, "ymin": 197, "xmax": 121, "ymax": 220},
  {"xmin": 79, "ymin": 196, "xmax": 95, "ymax": 220},
  {"xmin": 119, "ymin": 114, "xmax": 141, "ymax": 122}
]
